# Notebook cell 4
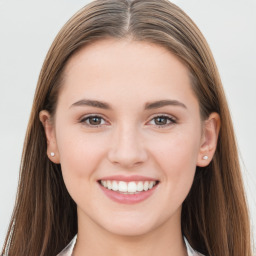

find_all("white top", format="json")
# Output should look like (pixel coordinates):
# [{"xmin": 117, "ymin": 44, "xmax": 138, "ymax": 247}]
[{"xmin": 57, "ymin": 235, "xmax": 204, "ymax": 256}]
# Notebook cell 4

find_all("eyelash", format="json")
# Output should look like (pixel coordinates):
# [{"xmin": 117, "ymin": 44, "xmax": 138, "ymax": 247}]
[
  {"xmin": 79, "ymin": 114, "xmax": 177, "ymax": 128},
  {"xmin": 148, "ymin": 114, "xmax": 177, "ymax": 128}
]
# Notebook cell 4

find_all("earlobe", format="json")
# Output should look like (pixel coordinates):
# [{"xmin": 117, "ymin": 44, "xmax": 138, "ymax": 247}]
[
  {"xmin": 197, "ymin": 112, "xmax": 221, "ymax": 167},
  {"xmin": 39, "ymin": 110, "xmax": 60, "ymax": 164}
]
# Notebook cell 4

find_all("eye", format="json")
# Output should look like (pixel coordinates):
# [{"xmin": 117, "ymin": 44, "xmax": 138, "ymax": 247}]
[
  {"xmin": 80, "ymin": 115, "xmax": 107, "ymax": 127},
  {"xmin": 148, "ymin": 115, "xmax": 176, "ymax": 128}
]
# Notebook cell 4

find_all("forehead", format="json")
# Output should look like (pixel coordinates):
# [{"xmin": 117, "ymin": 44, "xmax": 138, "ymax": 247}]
[
  {"xmin": 64, "ymin": 38, "xmax": 189, "ymax": 82},
  {"xmin": 58, "ymin": 38, "xmax": 198, "ymax": 112}
]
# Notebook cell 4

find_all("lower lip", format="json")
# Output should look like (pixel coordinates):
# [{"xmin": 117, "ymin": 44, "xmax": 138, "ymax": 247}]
[{"xmin": 98, "ymin": 182, "xmax": 159, "ymax": 204}]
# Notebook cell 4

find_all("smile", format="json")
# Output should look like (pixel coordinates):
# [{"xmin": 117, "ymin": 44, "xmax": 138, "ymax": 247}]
[
  {"xmin": 100, "ymin": 180, "xmax": 158, "ymax": 194},
  {"xmin": 98, "ymin": 177, "xmax": 160, "ymax": 204}
]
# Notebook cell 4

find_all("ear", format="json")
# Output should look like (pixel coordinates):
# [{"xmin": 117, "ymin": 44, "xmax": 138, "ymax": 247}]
[
  {"xmin": 197, "ymin": 112, "xmax": 221, "ymax": 167},
  {"xmin": 39, "ymin": 110, "xmax": 60, "ymax": 164}
]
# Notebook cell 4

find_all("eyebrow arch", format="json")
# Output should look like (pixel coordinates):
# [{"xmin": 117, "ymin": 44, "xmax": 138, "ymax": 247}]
[
  {"xmin": 144, "ymin": 100, "xmax": 187, "ymax": 110},
  {"xmin": 70, "ymin": 99, "xmax": 112, "ymax": 110},
  {"xmin": 70, "ymin": 99, "xmax": 187, "ymax": 110}
]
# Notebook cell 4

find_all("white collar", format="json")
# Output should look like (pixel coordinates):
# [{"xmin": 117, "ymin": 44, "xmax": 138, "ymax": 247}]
[{"xmin": 57, "ymin": 235, "xmax": 204, "ymax": 256}]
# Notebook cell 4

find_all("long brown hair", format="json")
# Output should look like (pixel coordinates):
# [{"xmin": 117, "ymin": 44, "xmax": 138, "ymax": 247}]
[{"xmin": 2, "ymin": 0, "xmax": 253, "ymax": 255}]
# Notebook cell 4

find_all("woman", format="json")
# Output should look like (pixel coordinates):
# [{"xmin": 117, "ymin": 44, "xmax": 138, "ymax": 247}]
[{"xmin": 1, "ymin": 0, "xmax": 253, "ymax": 255}]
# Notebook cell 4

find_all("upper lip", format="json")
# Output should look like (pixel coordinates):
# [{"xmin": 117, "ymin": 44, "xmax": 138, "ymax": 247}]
[{"xmin": 98, "ymin": 175, "xmax": 158, "ymax": 182}]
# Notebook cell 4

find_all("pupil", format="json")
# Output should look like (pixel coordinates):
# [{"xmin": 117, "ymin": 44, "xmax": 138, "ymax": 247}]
[
  {"xmin": 156, "ymin": 117, "xmax": 166, "ymax": 125},
  {"xmin": 90, "ymin": 117, "xmax": 101, "ymax": 125}
]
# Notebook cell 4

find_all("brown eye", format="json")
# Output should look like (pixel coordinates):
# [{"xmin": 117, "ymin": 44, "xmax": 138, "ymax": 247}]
[
  {"xmin": 88, "ymin": 116, "xmax": 102, "ymax": 125},
  {"xmin": 154, "ymin": 116, "xmax": 169, "ymax": 125},
  {"xmin": 148, "ymin": 115, "xmax": 176, "ymax": 128},
  {"xmin": 80, "ymin": 115, "xmax": 106, "ymax": 127}
]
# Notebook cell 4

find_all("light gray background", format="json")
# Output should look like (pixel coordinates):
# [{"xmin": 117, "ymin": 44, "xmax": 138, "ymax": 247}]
[{"xmin": 0, "ymin": 0, "xmax": 255, "ymax": 250}]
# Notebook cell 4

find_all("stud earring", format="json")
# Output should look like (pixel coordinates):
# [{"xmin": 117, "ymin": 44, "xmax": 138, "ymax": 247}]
[
  {"xmin": 50, "ymin": 152, "xmax": 55, "ymax": 157},
  {"xmin": 203, "ymin": 155, "xmax": 208, "ymax": 160}
]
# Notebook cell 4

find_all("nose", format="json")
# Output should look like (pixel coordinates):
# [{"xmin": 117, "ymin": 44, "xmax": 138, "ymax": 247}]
[{"xmin": 107, "ymin": 125, "xmax": 148, "ymax": 168}]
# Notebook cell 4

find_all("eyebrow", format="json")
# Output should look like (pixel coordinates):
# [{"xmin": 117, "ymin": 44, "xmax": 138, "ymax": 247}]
[
  {"xmin": 71, "ymin": 99, "xmax": 111, "ymax": 109},
  {"xmin": 70, "ymin": 99, "xmax": 187, "ymax": 110},
  {"xmin": 145, "ymin": 99, "xmax": 187, "ymax": 110}
]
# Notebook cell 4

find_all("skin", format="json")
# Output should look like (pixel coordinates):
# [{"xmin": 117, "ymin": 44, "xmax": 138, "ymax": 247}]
[{"xmin": 40, "ymin": 38, "xmax": 220, "ymax": 256}]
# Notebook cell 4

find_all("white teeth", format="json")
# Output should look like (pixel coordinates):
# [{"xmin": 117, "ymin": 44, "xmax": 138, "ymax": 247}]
[
  {"xmin": 149, "ymin": 181, "xmax": 154, "ymax": 189},
  {"xmin": 100, "ymin": 180, "xmax": 158, "ymax": 193},
  {"xmin": 112, "ymin": 181, "xmax": 118, "ymax": 191},
  {"xmin": 119, "ymin": 181, "xmax": 128, "ymax": 192},
  {"xmin": 137, "ymin": 181, "xmax": 144, "ymax": 192},
  {"xmin": 144, "ymin": 181, "xmax": 149, "ymax": 191},
  {"xmin": 101, "ymin": 180, "xmax": 107, "ymax": 188},
  {"xmin": 127, "ymin": 182, "xmax": 137, "ymax": 193},
  {"xmin": 107, "ymin": 180, "xmax": 112, "ymax": 190}
]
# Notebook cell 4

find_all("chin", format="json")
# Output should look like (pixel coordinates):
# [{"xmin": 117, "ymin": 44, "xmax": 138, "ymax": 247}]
[
  {"xmin": 97, "ymin": 211, "xmax": 165, "ymax": 237},
  {"xmin": 104, "ymin": 221, "xmax": 156, "ymax": 237}
]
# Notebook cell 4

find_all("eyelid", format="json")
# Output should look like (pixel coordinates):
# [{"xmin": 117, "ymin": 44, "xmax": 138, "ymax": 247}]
[
  {"xmin": 147, "ymin": 114, "xmax": 177, "ymax": 128},
  {"xmin": 79, "ymin": 114, "xmax": 109, "ymax": 127},
  {"xmin": 149, "ymin": 113, "xmax": 177, "ymax": 120}
]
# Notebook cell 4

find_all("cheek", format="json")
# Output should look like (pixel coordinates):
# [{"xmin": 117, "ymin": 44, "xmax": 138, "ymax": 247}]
[
  {"xmin": 55, "ymin": 126, "xmax": 107, "ymax": 188},
  {"xmin": 151, "ymin": 129, "xmax": 201, "ymax": 196},
  {"xmin": 154, "ymin": 129, "xmax": 200, "ymax": 166}
]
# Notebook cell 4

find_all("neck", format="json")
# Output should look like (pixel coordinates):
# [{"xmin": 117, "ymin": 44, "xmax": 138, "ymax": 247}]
[{"xmin": 73, "ymin": 209, "xmax": 187, "ymax": 256}]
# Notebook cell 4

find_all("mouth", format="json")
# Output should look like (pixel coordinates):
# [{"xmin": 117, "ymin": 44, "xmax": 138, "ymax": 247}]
[
  {"xmin": 98, "ymin": 180, "xmax": 159, "ymax": 194},
  {"xmin": 97, "ymin": 177, "xmax": 160, "ymax": 204}
]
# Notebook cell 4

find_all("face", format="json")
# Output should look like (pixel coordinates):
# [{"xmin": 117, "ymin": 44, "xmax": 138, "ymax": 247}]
[{"xmin": 40, "ymin": 38, "xmax": 219, "ymax": 237}]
